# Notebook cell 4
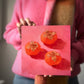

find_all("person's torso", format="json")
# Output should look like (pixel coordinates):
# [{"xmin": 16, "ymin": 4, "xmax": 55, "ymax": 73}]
[
  {"xmin": 49, "ymin": 0, "xmax": 75, "ymax": 28},
  {"xmin": 13, "ymin": 0, "xmax": 81, "ymax": 79}
]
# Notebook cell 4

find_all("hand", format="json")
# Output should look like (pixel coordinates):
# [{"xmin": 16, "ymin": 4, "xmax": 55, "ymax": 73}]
[
  {"xmin": 44, "ymin": 75, "xmax": 53, "ymax": 77},
  {"xmin": 16, "ymin": 18, "xmax": 36, "ymax": 38}
]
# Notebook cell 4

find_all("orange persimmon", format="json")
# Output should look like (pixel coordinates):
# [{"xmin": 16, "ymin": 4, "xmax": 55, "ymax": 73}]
[
  {"xmin": 45, "ymin": 51, "xmax": 61, "ymax": 65},
  {"xmin": 25, "ymin": 41, "xmax": 41, "ymax": 55},
  {"xmin": 41, "ymin": 30, "xmax": 57, "ymax": 45}
]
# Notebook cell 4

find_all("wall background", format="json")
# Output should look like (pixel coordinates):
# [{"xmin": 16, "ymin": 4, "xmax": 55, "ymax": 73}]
[
  {"xmin": 0, "ymin": 0, "xmax": 84, "ymax": 84},
  {"xmin": 0, "ymin": 0, "xmax": 17, "ymax": 84}
]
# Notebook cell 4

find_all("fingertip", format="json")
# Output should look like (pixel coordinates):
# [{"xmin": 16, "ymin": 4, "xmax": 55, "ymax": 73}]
[
  {"xmin": 49, "ymin": 75, "xmax": 52, "ymax": 77},
  {"xmin": 32, "ymin": 23, "xmax": 36, "ymax": 26},
  {"xmin": 20, "ymin": 18, "xmax": 24, "ymax": 23},
  {"xmin": 70, "ymin": 67, "xmax": 72, "ymax": 71},
  {"xmin": 16, "ymin": 22, "xmax": 21, "ymax": 28},
  {"xmin": 44, "ymin": 75, "xmax": 47, "ymax": 77}
]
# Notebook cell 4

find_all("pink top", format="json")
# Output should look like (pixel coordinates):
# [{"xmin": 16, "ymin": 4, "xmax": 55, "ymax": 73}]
[{"xmin": 3, "ymin": 0, "xmax": 84, "ymax": 79}]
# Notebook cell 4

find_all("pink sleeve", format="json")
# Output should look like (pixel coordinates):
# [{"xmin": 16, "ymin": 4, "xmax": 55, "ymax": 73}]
[
  {"xmin": 3, "ymin": 0, "xmax": 23, "ymax": 50},
  {"xmin": 71, "ymin": 0, "xmax": 84, "ymax": 64}
]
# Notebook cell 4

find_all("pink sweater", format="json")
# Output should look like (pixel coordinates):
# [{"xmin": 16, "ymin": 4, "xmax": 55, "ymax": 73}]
[{"xmin": 3, "ymin": 0, "xmax": 84, "ymax": 79}]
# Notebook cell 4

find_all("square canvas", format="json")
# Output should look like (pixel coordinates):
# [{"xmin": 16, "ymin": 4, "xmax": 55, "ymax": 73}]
[{"xmin": 22, "ymin": 25, "xmax": 71, "ymax": 76}]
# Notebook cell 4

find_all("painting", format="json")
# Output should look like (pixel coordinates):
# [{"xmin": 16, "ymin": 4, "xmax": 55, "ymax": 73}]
[{"xmin": 22, "ymin": 25, "xmax": 71, "ymax": 76}]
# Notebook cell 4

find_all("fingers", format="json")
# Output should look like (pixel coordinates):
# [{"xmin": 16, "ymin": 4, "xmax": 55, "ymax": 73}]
[
  {"xmin": 25, "ymin": 18, "xmax": 36, "ymax": 26},
  {"xmin": 17, "ymin": 18, "xmax": 36, "ymax": 27},
  {"xmin": 31, "ymin": 21, "xmax": 36, "ymax": 26},
  {"xmin": 25, "ymin": 18, "xmax": 31, "ymax": 26},
  {"xmin": 35, "ymin": 75, "xmax": 47, "ymax": 84},
  {"xmin": 20, "ymin": 18, "xmax": 26, "ymax": 25},
  {"xmin": 16, "ymin": 22, "xmax": 22, "ymax": 28},
  {"xmin": 49, "ymin": 75, "xmax": 52, "ymax": 77},
  {"xmin": 16, "ymin": 18, "xmax": 36, "ymax": 38},
  {"xmin": 44, "ymin": 75, "xmax": 53, "ymax": 77},
  {"xmin": 44, "ymin": 75, "xmax": 47, "ymax": 77},
  {"xmin": 16, "ymin": 22, "xmax": 22, "ymax": 38}
]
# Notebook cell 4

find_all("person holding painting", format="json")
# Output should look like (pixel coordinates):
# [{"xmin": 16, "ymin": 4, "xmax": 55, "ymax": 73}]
[{"xmin": 3, "ymin": 0, "xmax": 84, "ymax": 84}]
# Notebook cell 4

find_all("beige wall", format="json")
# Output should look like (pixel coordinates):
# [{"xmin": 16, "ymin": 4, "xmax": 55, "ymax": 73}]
[
  {"xmin": 0, "ymin": 0, "xmax": 2, "ymax": 39},
  {"xmin": 6, "ymin": 0, "xmax": 15, "ymax": 23},
  {"xmin": 0, "ymin": 0, "xmax": 17, "ymax": 84},
  {"xmin": 0, "ymin": 0, "xmax": 84, "ymax": 84}
]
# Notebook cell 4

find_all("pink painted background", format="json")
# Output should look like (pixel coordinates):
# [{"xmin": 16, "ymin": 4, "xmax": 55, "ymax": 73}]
[{"xmin": 22, "ymin": 25, "xmax": 71, "ymax": 76}]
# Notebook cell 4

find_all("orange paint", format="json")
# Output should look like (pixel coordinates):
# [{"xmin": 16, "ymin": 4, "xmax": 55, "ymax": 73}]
[
  {"xmin": 25, "ymin": 41, "xmax": 41, "ymax": 55},
  {"xmin": 41, "ymin": 31, "xmax": 57, "ymax": 45},
  {"xmin": 45, "ymin": 51, "xmax": 61, "ymax": 65}
]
